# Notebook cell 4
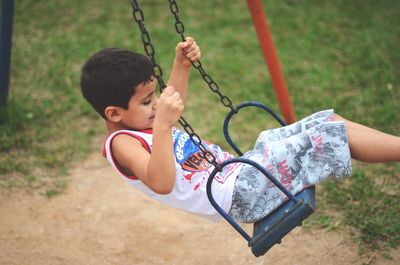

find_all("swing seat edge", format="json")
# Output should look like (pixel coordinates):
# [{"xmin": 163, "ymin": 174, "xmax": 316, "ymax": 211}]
[{"xmin": 250, "ymin": 186, "xmax": 316, "ymax": 257}]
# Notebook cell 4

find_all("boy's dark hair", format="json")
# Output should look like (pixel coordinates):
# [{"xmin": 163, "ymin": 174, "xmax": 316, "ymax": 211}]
[{"xmin": 80, "ymin": 48, "xmax": 154, "ymax": 119}]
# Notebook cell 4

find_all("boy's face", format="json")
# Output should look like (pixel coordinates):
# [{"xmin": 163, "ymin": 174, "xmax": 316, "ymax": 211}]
[{"xmin": 118, "ymin": 77, "xmax": 158, "ymax": 131}]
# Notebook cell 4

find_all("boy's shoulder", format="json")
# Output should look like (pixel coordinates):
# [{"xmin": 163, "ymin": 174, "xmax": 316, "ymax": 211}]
[{"xmin": 103, "ymin": 129, "xmax": 153, "ymax": 157}]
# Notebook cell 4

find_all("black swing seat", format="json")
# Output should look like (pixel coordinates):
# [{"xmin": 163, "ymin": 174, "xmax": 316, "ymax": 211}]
[
  {"xmin": 208, "ymin": 101, "xmax": 317, "ymax": 257},
  {"xmin": 206, "ymin": 157, "xmax": 316, "ymax": 258},
  {"xmin": 250, "ymin": 186, "xmax": 316, "ymax": 257}
]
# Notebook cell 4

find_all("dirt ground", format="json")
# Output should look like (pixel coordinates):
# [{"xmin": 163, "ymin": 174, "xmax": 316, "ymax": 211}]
[{"xmin": 1, "ymin": 153, "xmax": 399, "ymax": 265}]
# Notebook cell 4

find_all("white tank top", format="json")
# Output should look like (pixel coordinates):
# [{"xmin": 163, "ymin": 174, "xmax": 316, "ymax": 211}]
[{"xmin": 103, "ymin": 127, "xmax": 242, "ymax": 221}]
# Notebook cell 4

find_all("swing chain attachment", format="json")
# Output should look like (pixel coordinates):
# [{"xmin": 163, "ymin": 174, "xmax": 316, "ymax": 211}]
[
  {"xmin": 167, "ymin": 0, "xmax": 236, "ymax": 113},
  {"xmin": 130, "ymin": 0, "xmax": 221, "ymax": 170}
]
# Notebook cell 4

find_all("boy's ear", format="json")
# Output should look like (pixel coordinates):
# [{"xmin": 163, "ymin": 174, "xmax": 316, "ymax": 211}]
[{"xmin": 104, "ymin": 106, "xmax": 122, "ymax": 122}]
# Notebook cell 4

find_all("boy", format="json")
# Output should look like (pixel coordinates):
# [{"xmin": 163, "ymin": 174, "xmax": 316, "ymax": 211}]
[{"xmin": 80, "ymin": 37, "xmax": 400, "ymax": 223}]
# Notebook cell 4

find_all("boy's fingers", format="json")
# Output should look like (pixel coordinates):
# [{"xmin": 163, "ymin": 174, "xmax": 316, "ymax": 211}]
[
  {"xmin": 172, "ymin": 94, "xmax": 181, "ymax": 103},
  {"xmin": 176, "ymin": 42, "xmax": 188, "ymax": 51},
  {"xmin": 182, "ymin": 38, "xmax": 195, "ymax": 51},
  {"xmin": 185, "ymin": 36, "xmax": 193, "ymax": 44},
  {"xmin": 186, "ymin": 47, "xmax": 201, "ymax": 60},
  {"xmin": 163, "ymin": 86, "xmax": 175, "ymax": 96},
  {"xmin": 185, "ymin": 41, "xmax": 197, "ymax": 52},
  {"xmin": 183, "ymin": 41, "xmax": 190, "ymax": 48},
  {"xmin": 162, "ymin": 87, "xmax": 182, "ymax": 102}
]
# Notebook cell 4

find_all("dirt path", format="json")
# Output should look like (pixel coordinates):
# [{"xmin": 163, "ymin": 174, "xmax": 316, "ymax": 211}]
[{"xmin": 1, "ymin": 153, "xmax": 398, "ymax": 265}]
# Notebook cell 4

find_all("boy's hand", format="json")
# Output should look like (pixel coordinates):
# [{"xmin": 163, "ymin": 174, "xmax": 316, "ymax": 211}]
[
  {"xmin": 154, "ymin": 86, "xmax": 184, "ymax": 128},
  {"xmin": 175, "ymin": 37, "xmax": 201, "ymax": 67}
]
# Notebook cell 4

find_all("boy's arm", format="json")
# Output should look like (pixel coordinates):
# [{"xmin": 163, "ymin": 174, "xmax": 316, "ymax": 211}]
[
  {"xmin": 111, "ymin": 86, "xmax": 183, "ymax": 194},
  {"xmin": 167, "ymin": 37, "xmax": 201, "ymax": 103}
]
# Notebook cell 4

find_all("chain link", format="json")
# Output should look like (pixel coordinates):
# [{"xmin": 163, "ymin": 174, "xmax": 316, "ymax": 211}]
[
  {"xmin": 168, "ymin": 0, "xmax": 185, "ymax": 41},
  {"xmin": 131, "ymin": 1, "xmax": 166, "ymax": 91},
  {"xmin": 130, "ymin": 0, "xmax": 220, "ymax": 169},
  {"xmin": 167, "ymin": 0, "xmax": 236, "ymax": 113}
]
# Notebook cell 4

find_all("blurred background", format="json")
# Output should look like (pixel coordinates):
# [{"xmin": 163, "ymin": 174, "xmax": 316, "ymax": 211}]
[{"xmin": 0, "ymin": 0, "xmax": 399, "ymax": 257}]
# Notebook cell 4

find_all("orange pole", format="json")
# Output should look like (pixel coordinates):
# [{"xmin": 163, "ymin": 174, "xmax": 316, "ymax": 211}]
[{"xmin": 246, "ymin": 0, "xmax": 296, "ymax": 123}]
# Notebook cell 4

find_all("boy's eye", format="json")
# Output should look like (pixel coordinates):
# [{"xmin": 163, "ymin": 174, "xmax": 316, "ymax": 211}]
[{"xmin": 143, "ymin": 99, "xmax": 151, "ymax": 105}]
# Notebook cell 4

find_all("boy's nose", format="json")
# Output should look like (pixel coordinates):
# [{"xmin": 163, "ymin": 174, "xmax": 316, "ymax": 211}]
[{"xmin": 153, "ymin": 98, "xmax": 158, "ymax": 109}]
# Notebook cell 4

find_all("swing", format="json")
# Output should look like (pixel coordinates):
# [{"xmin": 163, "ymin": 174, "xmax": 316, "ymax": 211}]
[{"xmin": 130, "ymin": 0, "xmax": 316, "ymax": 257}]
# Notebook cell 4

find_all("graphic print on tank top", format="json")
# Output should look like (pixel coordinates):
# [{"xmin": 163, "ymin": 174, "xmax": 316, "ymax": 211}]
[{"xmin": 172, "ymin": 128, "xmax": 237, "ymax": 190}]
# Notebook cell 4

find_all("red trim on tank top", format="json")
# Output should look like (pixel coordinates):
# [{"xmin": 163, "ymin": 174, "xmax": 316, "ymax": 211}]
[{"xmin": 104, "ymin": 131, "xmax": 152, "ymax": 180}]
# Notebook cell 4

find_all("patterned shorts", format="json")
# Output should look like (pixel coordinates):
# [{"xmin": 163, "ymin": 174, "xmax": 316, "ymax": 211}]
[{"xmin": 228, "ymin": 109, "xmax": 352, "ymax": 223}]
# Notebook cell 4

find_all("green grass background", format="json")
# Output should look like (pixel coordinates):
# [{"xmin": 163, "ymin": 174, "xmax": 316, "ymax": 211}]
[{"xmin": 1, "ymin": 0, "xmax": 399, "ymax": 256}]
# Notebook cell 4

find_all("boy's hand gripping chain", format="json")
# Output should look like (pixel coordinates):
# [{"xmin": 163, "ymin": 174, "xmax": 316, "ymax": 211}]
[
  {"xmin": 168, "ymin": 0, "xmax": 236, "ymax": 112},
  {"xmin": 130, "ymin": 0, "xmax": 220, "ymax": 170}
]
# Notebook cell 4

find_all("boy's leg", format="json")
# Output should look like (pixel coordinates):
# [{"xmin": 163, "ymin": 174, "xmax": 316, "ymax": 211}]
[{"xmin": 334, "ymin": 114, "xmax": 400, "ymax": 162}]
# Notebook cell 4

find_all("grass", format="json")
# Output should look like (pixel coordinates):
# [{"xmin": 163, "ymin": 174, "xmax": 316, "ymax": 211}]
[
  {"xmin": 1, "ymin": 0, "xmax": 399, "ymax": 257},
  {"xmin": 306, "ymin": 163, "xmax": 400, "ymax": 256},
  {"xmin": 324, "ymin": 167, "xmax": 400, "ymax": 251}
]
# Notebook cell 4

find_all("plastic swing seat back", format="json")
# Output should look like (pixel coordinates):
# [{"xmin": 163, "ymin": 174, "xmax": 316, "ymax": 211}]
[{"xmin": 206, "ymin": 101, "xmax": 316, "ymax": 257}]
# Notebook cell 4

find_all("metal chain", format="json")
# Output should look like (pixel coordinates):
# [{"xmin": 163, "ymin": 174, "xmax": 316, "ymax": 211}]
[
  {"xmin": 130, "ymin": 0, "xmax": 220, "ymax": 169},
  {"xmin": 131, "ymin": 1, "xmax": 166, "ymax": 92},
  {"xmin": 168, "ymin": 0, "xmax": 236, "ymax": 112}
]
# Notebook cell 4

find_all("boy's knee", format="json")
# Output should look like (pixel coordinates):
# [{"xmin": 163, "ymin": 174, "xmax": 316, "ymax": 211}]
[{"xmin": 333, "ymin": 113, "xmax": 345, "ymax": 122}]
